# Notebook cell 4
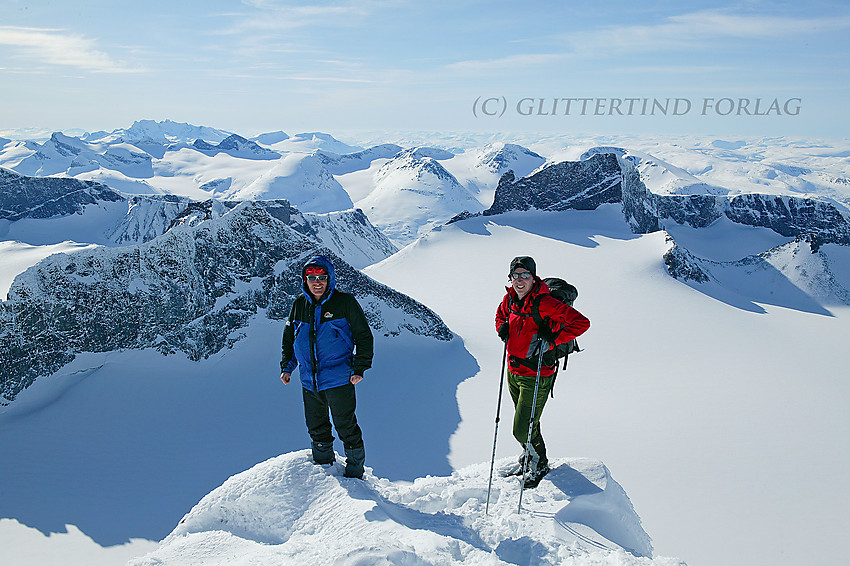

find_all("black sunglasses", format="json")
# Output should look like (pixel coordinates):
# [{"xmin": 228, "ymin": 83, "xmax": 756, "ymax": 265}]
[{"xmin": 510, "ymin": 272, "xmax": 532, "ymax": 280}]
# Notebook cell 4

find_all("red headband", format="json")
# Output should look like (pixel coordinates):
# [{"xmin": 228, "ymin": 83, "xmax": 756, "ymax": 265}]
[{"xmin": 305, "ymin": 267, "xmax": 327, "ymax": 276}]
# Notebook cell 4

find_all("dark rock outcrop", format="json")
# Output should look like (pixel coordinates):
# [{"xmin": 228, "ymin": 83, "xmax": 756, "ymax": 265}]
[
  {"xmin": 483, "ymin": 152, "xmax": 850, "ymax": 246},
  {"xmin": 484, "ymin": 153, "xmax": 623, "ymax": 215},
  {"xmin": 0, "ymin": 167, "xmax": 125, "ymax": 221},
  {"xmin": 0, "ymin": 202, "xmax": 448, "ymax": 403}
]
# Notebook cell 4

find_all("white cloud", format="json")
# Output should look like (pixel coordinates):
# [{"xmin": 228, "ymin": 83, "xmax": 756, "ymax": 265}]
[
  {"xmin": 668, "ymin": 10, "xmax": 850, "ymax": 38},
  {"xmin": 566, "ymin": 10, "xmax": 850, "ymax": 53},
  {"xmin": 0, "ymin": 26, "xmax": 142, "ymax": 73},
  {"xmin": 441, "ymin": 10, "xmax": 850, "ymax": 74},
  {"xmin": 231, "ymin": 0, "xmax": 397, "ymax": 32},
  {"xmin": 446, "ymin": 53, "xmax": 568, "ymax": 73}
]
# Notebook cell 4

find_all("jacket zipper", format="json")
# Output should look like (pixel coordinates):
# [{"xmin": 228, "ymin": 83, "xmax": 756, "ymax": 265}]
[{"xmin": 309, "ymin": 301, "xmax": 319, "ymax": 391}]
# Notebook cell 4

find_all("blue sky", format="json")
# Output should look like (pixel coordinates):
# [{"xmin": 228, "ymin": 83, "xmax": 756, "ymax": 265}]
[{"xmin": 1, "ymin": 0, "xmax": 848, "ymax": 139}]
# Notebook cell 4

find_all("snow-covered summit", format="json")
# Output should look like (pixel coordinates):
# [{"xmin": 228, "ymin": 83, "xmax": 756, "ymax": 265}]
[
  {"xmin": 268, "ymin": 132, "xmax": 363, "ymax": 154},
  {"xmin": 228, "ymin": 152, "xmax": 353, "ymax": 212},
  {"xmin": 357, "ymin": 147, "xmax": 482, "ymax": 245},
  {"xmin": 130, "ymin": 450, "xmax": 681, "ymax": 566},
  {"xmin": 85, "ymin": 120, "xmax": 234, "ymax": 145},
  {"xmin": 476, "ymin": 142, "xmax": 546, "ymax": 175},
  {"xmin": 400, "ymin": 146, "xmax": 456, "ymax": 161},
  {"xmin": 250, "ymin": 131, "xmax": 290, "ymax": 145}
]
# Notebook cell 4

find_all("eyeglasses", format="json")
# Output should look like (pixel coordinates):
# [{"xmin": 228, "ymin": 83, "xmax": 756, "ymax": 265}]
[
  {"xmin": 306, "ymin": 274, "xmax": 329, "ymax": 282},
  {"xmin": 510, "ymin": 272, "xmax": 532, "ymax": 280}
]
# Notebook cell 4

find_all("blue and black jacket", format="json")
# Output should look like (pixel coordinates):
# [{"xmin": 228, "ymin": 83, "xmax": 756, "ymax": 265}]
[{"xmin": 280, "ymin": 255, "xmax": 374, "ymax": 391}]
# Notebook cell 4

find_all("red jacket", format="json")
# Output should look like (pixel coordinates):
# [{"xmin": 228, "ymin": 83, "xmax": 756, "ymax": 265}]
[{"xmin": 495, "ymin": 279, "xmax": 590, "ymax": 377}]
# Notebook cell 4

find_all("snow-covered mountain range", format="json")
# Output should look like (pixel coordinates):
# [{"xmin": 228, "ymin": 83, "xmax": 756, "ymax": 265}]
[
  {"xmin": 1, "ymin": 121, "xmax": 848, "ymax": 566},
  {"xmin": 0, "ymin": 175, "xmax": 404, "ymax": 402},
  {"xmin": 0, "ymin": 122, "xmax": 553, "ymax": 246}
]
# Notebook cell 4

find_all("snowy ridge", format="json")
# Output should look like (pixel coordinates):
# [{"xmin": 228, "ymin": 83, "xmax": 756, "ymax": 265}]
[
  {"xmin": 10, "ymin": 133, "xmax": 155, "ymax": 178},
  {"xmin": 250, "ymin": 131, "xmax": 290, "ymax": 145},
  {"xmin": 581, "ymin": 146, "xmax": 729, "ymax": 196},
  {"xmin": 0, "ymin": 201, "xmax": 446, "ymax": 402},
  {"xmin": 104, "ymin": 195, "xmax": 193, "ymax": 244},
  {"xmin": 296, "ymin": 208, "xmax": 398, "ymax": 269},
  {"xmin": 316, "ymin": 143, "xmax": 403, "ymax": 175},
  {"xmin": 475, "ymin": 143, "xmax": 545, "ymax": 176},
  {"xmin": 191, "ymin": 134, "xmax": 280, "ymax": 160},
  {"xmin": 0, "ymin": 168, "xmax": 397, "ymax": 296},
  {"xmin": 486, "ymin": 153, "xmax": 623, "ymax": 215},
  {"xmin": 0, "ymin": 123, "xmax": 372, "ymax": 203},
  {"xmin": 663, "ymin": 235, "xmax": 850, "ymax": 313},
  {"xmin": 0, "ymin": 167, "xmax": 125, "ymax": 221},
  {"xmin": 129, "ymin": 451, "xmax": 680, "ymax": 566}
]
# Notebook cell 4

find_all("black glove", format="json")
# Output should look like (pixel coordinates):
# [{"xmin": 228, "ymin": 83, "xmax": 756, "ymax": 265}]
[
  {"xmin": 537, "ymin": 319, "xmax": 559, "ymax": 345},
  {"xmin": 498, "ymin": 322, "xmax": 510, "ymax": 342}
]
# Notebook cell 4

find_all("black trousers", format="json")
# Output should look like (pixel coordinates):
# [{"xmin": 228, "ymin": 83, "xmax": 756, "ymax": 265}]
[{"xmin": 302, "ymin": 383, "xmax": 364, "ymax": 450}]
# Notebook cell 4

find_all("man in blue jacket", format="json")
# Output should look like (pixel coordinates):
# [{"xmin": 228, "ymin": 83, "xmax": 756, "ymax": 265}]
[{"xmin": 280, "ymin": 255, "xmax": 374, "ymax": 479}]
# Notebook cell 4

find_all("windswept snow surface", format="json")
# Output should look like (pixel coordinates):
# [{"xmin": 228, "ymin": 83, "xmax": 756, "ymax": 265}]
[
  {"xmin": 365, "ymin": 207, "xmax": 850, "ymax": 566},
  {"xmin": 129, "ymin": 451, "xmax": 681, "ymax": 566},
  {"xmin": 0, "ymin": 316, "xmax": 477, "ymax": 548}
]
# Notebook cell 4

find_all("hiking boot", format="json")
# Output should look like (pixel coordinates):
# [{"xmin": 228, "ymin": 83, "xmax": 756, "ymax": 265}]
[
  {"xmin": 523, "ymin": 462, "xmax": 550, "ymax": 489},
  {"xmin": 311, "ymin": 441, "xmax": 335, "ymax": 465},
  {"xmin": 343, "ymin": 445, "xmax": 365, "ymax": 479},
  {"xmin": 503, "ymin": 453, "xmax": 530, "ymax": 477}
]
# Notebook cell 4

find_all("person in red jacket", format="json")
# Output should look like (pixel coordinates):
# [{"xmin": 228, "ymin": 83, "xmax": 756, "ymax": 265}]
[{"xmin": 495, "ymin": 256, "xmax": 590, "ymax": 487}]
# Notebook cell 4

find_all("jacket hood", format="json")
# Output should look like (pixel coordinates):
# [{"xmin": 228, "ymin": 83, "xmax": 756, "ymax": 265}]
[{"xmin": 302, "ymin": 254, "xmax": 336, "ymax": 302}]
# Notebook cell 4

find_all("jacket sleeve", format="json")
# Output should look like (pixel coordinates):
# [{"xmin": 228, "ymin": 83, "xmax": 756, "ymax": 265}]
[
  {"xmin": 280, "ymin": 300, "xmax": 299, "ymax": 373},
  {"xmin": 539, "ymin": 295, "xmax": 590, "ymax": 343},
  {"xmin": 346, "ymin": 295, "xmax": 374, "ymax": 375},
  {"xmin": 495, "ymin": 294, "xmax": 509, "ymax": 332}
]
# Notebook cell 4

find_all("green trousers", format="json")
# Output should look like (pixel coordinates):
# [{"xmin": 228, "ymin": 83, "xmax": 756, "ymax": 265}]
[{"xmin": 507, "ymin": 369, "xmax": 553, "ymax": 445}]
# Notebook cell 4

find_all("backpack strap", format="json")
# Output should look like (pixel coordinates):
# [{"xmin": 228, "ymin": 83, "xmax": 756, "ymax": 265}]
[
  {"xmin": 530, "ymin": 294, "xmax": 546, "ymax": 331},
  {"xmin": 532, "ymin": 294, "xmax": 564, "ymax": 345}
]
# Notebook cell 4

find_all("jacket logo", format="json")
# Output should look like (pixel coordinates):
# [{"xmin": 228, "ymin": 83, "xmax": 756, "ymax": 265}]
[{"xmin": 324, "ymin": 312, "xmax": 334, "ymax": 318}]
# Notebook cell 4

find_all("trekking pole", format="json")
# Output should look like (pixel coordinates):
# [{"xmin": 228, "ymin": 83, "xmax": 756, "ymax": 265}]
[
  {"xmin": 517, "ymin": 339, "xmax": 547, "ymax": 514},
  {"xmin": 485, "ymin": 342, "xmax": 508, "ymax": 515}
]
